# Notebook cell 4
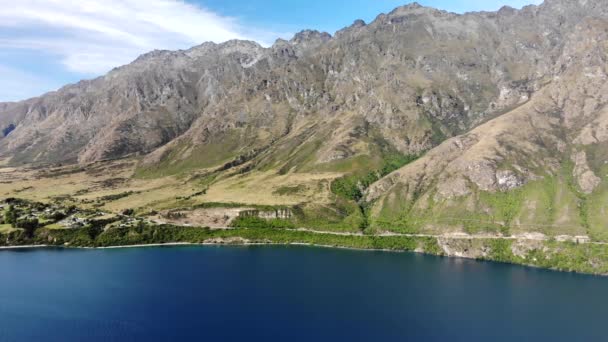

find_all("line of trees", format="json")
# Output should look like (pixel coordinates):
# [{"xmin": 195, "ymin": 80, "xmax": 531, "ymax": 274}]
[{"xmin": 3, "ymin": 205, "xmax": 40, "ymax": 237}]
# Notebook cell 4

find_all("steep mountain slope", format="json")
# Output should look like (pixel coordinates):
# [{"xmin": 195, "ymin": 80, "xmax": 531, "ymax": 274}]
[
  {"xmin": 2, "ymin": 0, "xmax": 608, "ymax": 241},
  {"xmin": 2, "ymin": 0, "xmax": 603, "ymax": 171},
  {"xmin": 366, "ymin": 16, "xmax": 608, "ymax": 239}
]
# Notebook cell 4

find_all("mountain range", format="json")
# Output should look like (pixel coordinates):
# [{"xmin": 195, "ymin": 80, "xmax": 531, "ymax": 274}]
[{"xmin": 2, "ymin": 0, "xmax": 608, "ymax": 241}]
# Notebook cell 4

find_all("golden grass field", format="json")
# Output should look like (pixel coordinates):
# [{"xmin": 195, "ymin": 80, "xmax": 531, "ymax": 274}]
[{"xmin": 0, "ymin": 158, "xmax": 342, "ymax": 215}]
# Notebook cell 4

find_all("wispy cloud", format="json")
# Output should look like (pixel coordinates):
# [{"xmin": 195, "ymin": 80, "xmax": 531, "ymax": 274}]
[{"xmin": 0, "ymin": 0, "xmax": 282, "ymax": 75}]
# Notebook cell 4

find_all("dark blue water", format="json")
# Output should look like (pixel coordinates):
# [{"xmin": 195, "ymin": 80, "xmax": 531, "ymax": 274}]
[{"xmin": 0, "ymin": 246, "xmax": 606, "ymax": 341}]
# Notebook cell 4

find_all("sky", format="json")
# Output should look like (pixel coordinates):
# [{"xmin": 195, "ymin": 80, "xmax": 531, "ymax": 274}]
[{"xmin": 0, "ymin": 0, "xmax": 542, "ymax": 102}]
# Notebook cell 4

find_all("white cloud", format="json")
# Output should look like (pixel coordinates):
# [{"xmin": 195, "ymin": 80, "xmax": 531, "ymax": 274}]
[{"xmin": 0, "ymin": 0, "xmax": 282, "ymax": 75}]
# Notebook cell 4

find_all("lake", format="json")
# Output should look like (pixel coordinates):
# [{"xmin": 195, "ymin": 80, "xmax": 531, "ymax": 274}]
[{"xmin": 0, "ymin": 245, "xmax": 606, "ymax": 341}]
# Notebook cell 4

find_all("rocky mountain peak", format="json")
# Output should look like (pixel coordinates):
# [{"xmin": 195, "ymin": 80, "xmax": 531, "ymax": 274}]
[
  {"xmin": 217, "ymin": 39, "xmax": 263, "ymax": 54},
  {"xmin": 351, "ymin": 19, "xmax": 366, "ymax": 28},
  {"xmin": 334, "ymin": 19, "xmax": 368, "ymax": 38},
  {"xmin": 185, "ymin": 41, "xmax": 218, "ymax": 58},
  {"xmin": 497, "ymin": 5, "xmax": 517, "ymax": 15},
  {"xmin": 0, "ymin": 0, "xmax": 607, "ymax": 174},
  {"xmin": 398, "ymin": 2, "xmax": 424, "ymax": 10},
  {"xmin": 289, "ymin": 30, "xmax": 332, "ymax": 56},
  {"xmin": 387, "ymin": 2, "xmax": 438, "ymax": 17},
  {"xmin": 290, "ymin": 30, "xmax": 332, "ymax": 45}
]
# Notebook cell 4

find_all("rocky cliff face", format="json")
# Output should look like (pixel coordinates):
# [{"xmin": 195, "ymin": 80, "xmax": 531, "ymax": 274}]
[
  {"xmin": 365, "ymin": 11, "xmax": 608, "ymax": 238},
  {"xmin": 2, "ymin": 0, "xmax": 604, "ymax": 169}
]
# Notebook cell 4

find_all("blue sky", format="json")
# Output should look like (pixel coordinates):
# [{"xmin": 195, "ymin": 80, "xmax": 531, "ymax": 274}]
[{"xmin": 0, "ymin": 0, "xmax": 541, "ymax": 102}]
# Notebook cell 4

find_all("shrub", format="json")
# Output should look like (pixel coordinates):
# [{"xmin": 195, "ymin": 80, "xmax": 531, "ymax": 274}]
[
  {"xmin": 15, "ymin": 218, "xmax": 39, "ymax": 237},
  {"xmin": 121, "ymin": 208, "xmax": 135, "ymax": 216},
  {"xmin": 231, "ymin": 216, "xmax": 295, "ymax": 229},
  {"xmin": 331, "ymin": 153, "xmax": 418, "ymax": 201},
  {"xmin": 4, "ymin": 205, "xmax": 18, "ymax": 225}
]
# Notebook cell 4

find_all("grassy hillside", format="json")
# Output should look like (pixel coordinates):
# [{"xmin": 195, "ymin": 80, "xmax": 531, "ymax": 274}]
[{"xmin": 369, "ymin": 167, "xmax": 589, "ymax": 237}]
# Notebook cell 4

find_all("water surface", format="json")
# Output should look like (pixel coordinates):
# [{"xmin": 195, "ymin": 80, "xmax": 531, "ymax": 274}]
[{"xmin": 0, "ymin": 246, "xmax": 605, "ymax": 341}]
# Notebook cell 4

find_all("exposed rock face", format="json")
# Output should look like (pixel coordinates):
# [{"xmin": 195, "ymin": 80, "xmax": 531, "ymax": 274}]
[
  {"xmin": 496, "ymin": 170, "xmax": 524, "ymax": 191},
  {"xmin": 240, "ymin": 209, "xmax": 293, "ymax": 220},
  {"xmin": 571, "ymin": 151, "xmax": 601, "ymax": 194},
  {"xmin": 1, "ymin": 0, "xmax": 606, "ymax": 169},
  {"xmin": 365, "ymin": 7, "xmax": 608, "ymax": 235}
]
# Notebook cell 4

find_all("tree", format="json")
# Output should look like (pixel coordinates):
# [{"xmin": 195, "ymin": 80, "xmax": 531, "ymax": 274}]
[
  {"xmin": 85, "ymin": 224, "xmax": 102, "ymax": 240},
  {"xmin": 46, "ymin": 211, "xmax": 66, "ymax": 222},
  {"xmin": 121, "ymin": 208, "xmax": 134, "ymax": 216},
  {"xmin": 15, "ymin": 218, "xmax": 39, "ymax": 237},
  {"xmin": 4, "ymin": 205, "xmax": 17, "ymax": 226}
]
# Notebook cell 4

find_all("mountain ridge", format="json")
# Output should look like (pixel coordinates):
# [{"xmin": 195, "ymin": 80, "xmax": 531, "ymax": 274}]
[
  {"xmin": 2, "ymin": 0, "xmax": 608, "ymax": 243},
  {"xmin": 1, "ymin": 0, "xmax": 586, "ymax": 165}
]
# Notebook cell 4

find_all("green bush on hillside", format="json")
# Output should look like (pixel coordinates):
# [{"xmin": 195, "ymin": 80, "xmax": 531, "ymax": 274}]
[
  {"xmin": 331, "ymin": 153, "xmax": 418, "ymax": 201},
  {"xmin": 230, "ymin": 216, "xmax": 295, "ymax": 229}
]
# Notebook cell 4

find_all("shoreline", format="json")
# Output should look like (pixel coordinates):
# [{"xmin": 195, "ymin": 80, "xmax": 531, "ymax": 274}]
[
  {"xmin": 2, "ymin": 228, "xmax": 608, "ymax": 276},
  {"xmin": 0, "ymin": 245, "xmax": 51, "ymax": 250},
  {"xmin": 0, "ymin": 241, "xmax": 406, "ymax": 253},
  {"xmin": 1, "ymin": 240, "xmax": 606, "ymax": 276},
  {"xmin": 0, "ymin": 240, "xmax": 603, "ymax": 276}
]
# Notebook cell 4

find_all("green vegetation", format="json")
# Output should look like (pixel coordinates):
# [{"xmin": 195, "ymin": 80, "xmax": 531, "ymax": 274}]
[
  {"xmin": 15, "ymin": 218, "xmax": 39, "ymax": 237},
  {"xmin": 277, "ymin": 139, "xmax": 324, "ymax": 174},
  {"xmin": 371, "ymin": 165, "xmax": 590, "ymax": 237},
  {"xmin": 317, "ymin": 152, "xmax": 419, "ymax": 232},
  {"xmin": 192, "ymin": 202, "xmax": 289, "ymax": 212},
  {"xmin": 42, "ymin": 211, "xmax": 67, "ymax": 222},
  {"xmin": 2, "ymin": 204, "xmax": 41, "ymax": 236},
  {"xmin": 14, "ymin": 224, "xmax": 427, "ymax": 251},
  {"xmin": 134, "ymin": 130, "xmax": 254, "ymax": 178},
  {"xmin": 563, "ymin": 159, "xmax": 590, "ymax": 228},
  {"xmin": 292, "ymin": 200, "xmax": 366, "ymax": 233},
  {"xmin": 331, "ymin": 153, "xmax": 418, "ymax": 201},
  {"xmin": 486, "ymin": 239, "xmax": 514, "ymax": 262},
  {"xmin": 43, "ymin": 223, "xmax": 64, "ymax": 230},
  {"xmin": 1, "ymin": 223, "xmax": 607, "ymax": 274},
  {"xmin": 273, "ymin": 185, "xmax": 306, "ymax": 196},
  {"xmin": 586, "ymin": 164, "xmax": 608, "ymax": 241},
  {"xmin": 4, "ymin": 205, "xmax": 17, "ymax": 225},
  {"xmin": 0, "ymin": 198, "xmax": 124, "ymax": 240},
  {"xmin": 99, "ymin": 191, "xmax": 135, "ymax": 202},
  {"xmin": 331, "ymin": 175, "xmax": 368, "ymax": 201},
  {"xmin": 121, "ymin": 208, "xmax": 135, "ymax": 216},
  {"xmin": 0, "ymin": 224, "xmax": 17, "ymax": 234},
  {"xmin": 230, "ymin": 216, "xmax": 295, "ymax": 229}
]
